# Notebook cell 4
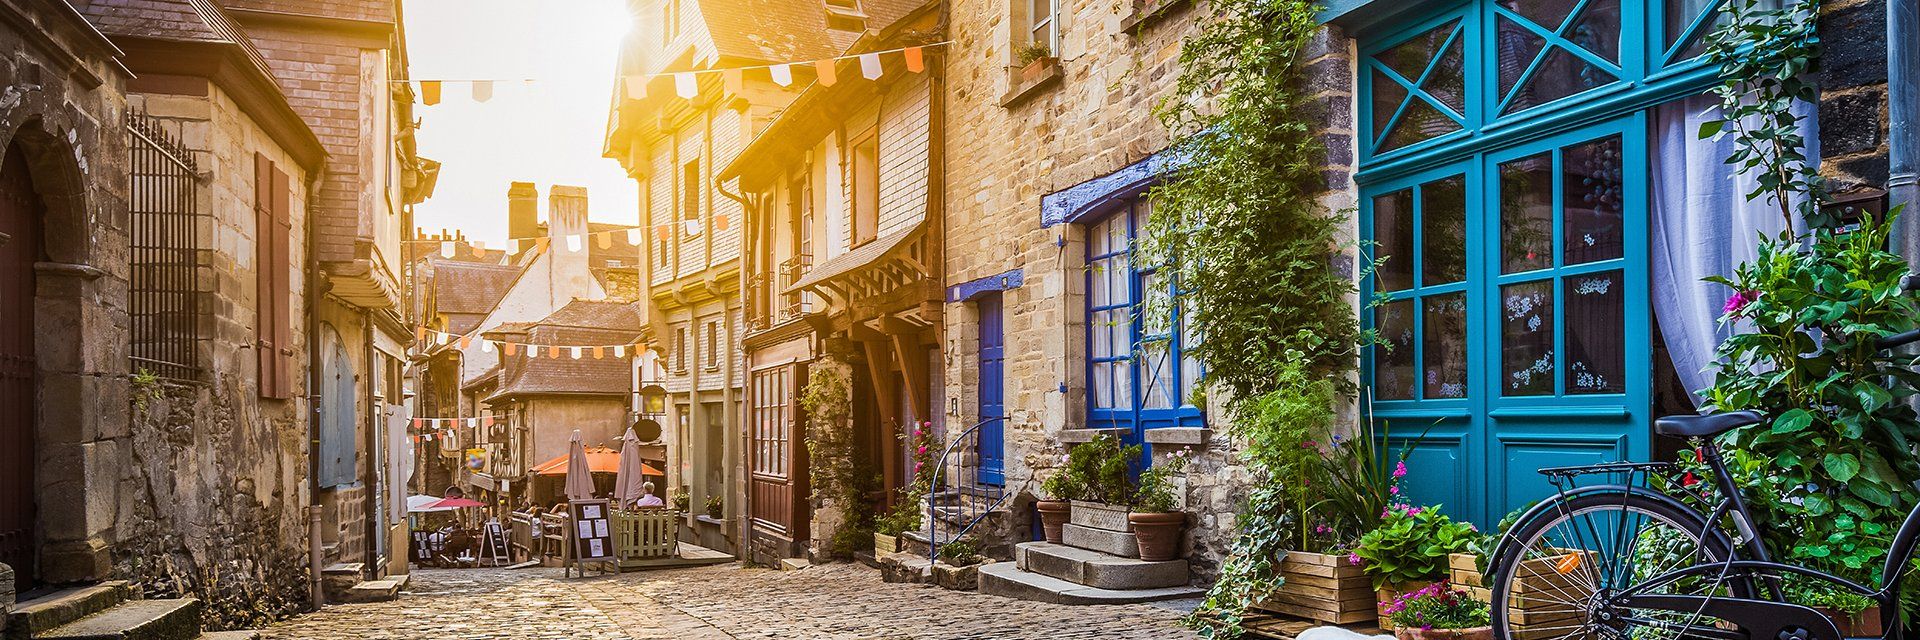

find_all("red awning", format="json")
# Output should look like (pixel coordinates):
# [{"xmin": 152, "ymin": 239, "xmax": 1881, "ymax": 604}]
[{"xmin": 529, "ymin": 447, "xmax": 663, "ymax": 477}]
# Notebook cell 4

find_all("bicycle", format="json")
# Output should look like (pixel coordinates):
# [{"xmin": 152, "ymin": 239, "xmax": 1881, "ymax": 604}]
[{"xmin": 1486, "ymin": 321, "xmax": 1920, "ymax": 640}]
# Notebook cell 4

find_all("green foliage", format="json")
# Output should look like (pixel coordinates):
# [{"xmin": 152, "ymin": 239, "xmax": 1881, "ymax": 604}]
[
  {"xmin": 801, "ymin": 366, "xmax": 877, "ymax": 557},
  {"xmin": 1784, "ymin": 575, "xmax": 1876, "ymax": 615},
  {"xmin": 1470, "ymin": 504, "xmax": 1533, "ymax": 575},
  {"xmin": 939, "ymin": 536, "xmax": 984, "ymax": 566},
  {"xmin": 1058, "ymin": 434, "xmax": 1140, "ymax": 505},
  {"xmin": 1381, "ymin": 582, "xmax": 1490, "ymax": 630},
  {"xmin": 131, "ymin": 368, "xmax": 164, "ymax": 410},
  {"xmin": 875, "ymin": 422, "xmax": 939, "ymax": 537},
  {"xmin": 1699, "ymin": 0, "xmax": 1828, "ymax": 235},
  {"xmin": 704, "ymin": 496, "xmax": 724, "ymax": 519},
  {"xmin": 1703, "ymin": 214, "xmax": 1920, "ymax": 588},
  {"xmin": 672, "ymin": 486, "xmax": 691, "ymax": 512},
  {"xmin": 1351, "ymin": 506, "xmax": 1478, "ymax": 590},
  {"xmin": 1134, "ymin": 451, "xmax": 1191, "ymax": 513},
  {"xmin": 1014, "ymin": 42, "xmax": 1053, "ymax": 66},
  {"xmin": 1039, "ymin": 462, "xmax": 1086, "ymax": 501},
  {"xmin": 1187, "ymin": 484, "xmax": 1292, "ymax": 639}
]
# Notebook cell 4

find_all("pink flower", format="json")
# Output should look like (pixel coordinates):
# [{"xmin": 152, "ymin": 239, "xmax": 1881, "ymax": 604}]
[
  {"xmin": 1348, "ymin": 553, "xmax": 1362, "ymax": 565},
  {"xmin": 1723, "ymin": 290, "xmax": 1759, "ymax": 315},
  {"xmin": 1393, "ymin": 461, "xmax": 1408, "ymax": 478},
  {"xmin": 1389, "ymin": 485, "xmax": 1400, "ymax": 495},
  {"xmin": 1406, "ymin": 506, "xmax": 1422, "ymax": 515},
  {"xmin": 917, "ymin": 445, "xmax": 928, "ymax": 454}
]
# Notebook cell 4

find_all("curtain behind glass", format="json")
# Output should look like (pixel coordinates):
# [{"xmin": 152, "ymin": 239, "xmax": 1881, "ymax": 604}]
[{"xmin": 1650, "ymin": 94, "xmax": 1815, "ymax": 408}]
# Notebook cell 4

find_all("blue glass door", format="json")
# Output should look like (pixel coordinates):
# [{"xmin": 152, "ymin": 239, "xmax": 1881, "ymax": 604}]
[{"xmin": 977, "ymin": 294, "xmax": 1006, "ymax": 485}]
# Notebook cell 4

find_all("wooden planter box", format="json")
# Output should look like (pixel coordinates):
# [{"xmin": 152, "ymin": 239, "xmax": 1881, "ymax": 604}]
[
  {"xmin": 1451, "ymin": 552, "xmax": 1593, "ymax": 639},
  {"xmin": 874, "ymin": 533, "xmax": 903, "ymax": 556},
  {"xmin": 1068, "ymin": 500, "xmax": 1131, "ymax": 532},
  {"xmin": 1255, "ymin": 551, "xmax": 1373, "ymax": 625}
]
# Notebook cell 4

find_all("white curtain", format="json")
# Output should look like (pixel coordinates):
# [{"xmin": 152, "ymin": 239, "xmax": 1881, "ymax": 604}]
[{"xmin": 1650, "ymin": 94, "xmax": 1817, "ymax": 408}]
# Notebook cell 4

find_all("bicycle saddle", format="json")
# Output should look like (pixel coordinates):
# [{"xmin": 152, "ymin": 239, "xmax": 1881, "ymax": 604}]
[{"xmin": 1654, "ymin": 410, "xmax": 1763, "ymax": 438}]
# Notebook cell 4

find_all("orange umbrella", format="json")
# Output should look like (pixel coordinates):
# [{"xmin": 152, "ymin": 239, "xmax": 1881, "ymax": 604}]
[{"xmin": 529, "ymin": 447, "xmax": 662, "ymax": 476}]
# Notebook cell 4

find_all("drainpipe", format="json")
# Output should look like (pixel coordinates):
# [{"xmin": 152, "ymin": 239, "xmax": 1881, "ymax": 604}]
[
  {"xmin": 304, "ymin": 174, "xmax": 326, "ymax": 610},
  {"xmin": 364, "ymin": 309, "xmax": 381, "ymax": 579},
  {"xmin": 1889, "ymin": 0, "xmax": 1920, "ymax": 265}
]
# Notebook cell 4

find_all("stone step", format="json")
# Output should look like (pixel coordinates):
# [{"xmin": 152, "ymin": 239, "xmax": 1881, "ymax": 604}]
[
  {"xmin": 8, "ymin": 582, "xmax": 135, "ymax": 637},
  {"xmin": 1014, "ymin": 542, "xmax": 1189, "ymax": 590},
  {"xmin": 1062, "ymin": 523, "xmax": 1138, "ymax": 558},
  {"xmin": 977, "ymin": 563, "xmax": 1205, "ymax": 605},
  {"xmin": 196, "ymin": 632, "xmax": 260, "ymax": 640},
  {"xmin": 38, "ymin": 598, "xmax": 202, "ymax": 640},
  {"xmin": 338, "ymin": 573, "xmax": 407, "ymax": 604}
]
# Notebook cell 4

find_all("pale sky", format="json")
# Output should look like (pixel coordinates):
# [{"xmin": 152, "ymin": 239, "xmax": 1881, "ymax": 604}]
[{"xmin": 403, "ymin": 0, "xmax": 637, "ymax": 245}]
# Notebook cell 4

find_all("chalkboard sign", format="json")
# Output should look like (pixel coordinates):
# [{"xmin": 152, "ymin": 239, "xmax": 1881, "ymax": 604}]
[
  {"xmin": 480, "ymin": 520, "xmax": 510, "ymax": 566},
  {"xmin": 568, "ymin": 499, "xmax": 616, "ymax": 576},
  {"xmin": 410, "ymin": 530, "xmax": 435, "ymax": 563}
]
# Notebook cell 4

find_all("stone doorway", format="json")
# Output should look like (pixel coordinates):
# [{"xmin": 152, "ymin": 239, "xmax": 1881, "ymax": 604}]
[{"xmin": 0, "ymin": 142, "xmax": 40, "ymax": 594}]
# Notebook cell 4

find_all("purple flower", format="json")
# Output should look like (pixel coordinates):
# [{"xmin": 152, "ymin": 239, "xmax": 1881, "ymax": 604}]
[
  {"xmin": 1348, "ymin": 552, "xmax": 1362, "ymax": 565},
  {"xmin": 1723, "ymin": 290, "xmax": 1759, "ymax": 315},
  {"xmin": 1393, "ymin": 461, "xmax": 1408, "ymax": 478}
]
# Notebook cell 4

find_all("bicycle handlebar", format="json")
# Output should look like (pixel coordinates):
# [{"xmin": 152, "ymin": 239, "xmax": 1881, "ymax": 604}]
[{"xmin": 1877, "ymin": 276, "xmax": 1920, "ymax": 350}]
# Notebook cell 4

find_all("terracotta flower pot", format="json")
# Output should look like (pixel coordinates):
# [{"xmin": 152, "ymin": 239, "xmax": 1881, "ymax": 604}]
[
  {"xmin": 1393, "ymin": 626, "xmax": 1492, "ymax": 640},
  {"xmin": 1815, "ymin": 605, "xmax": 1882, "ymax": 637},
  {"xmin": 1127, "ymin": 511, "xmax": 1186, "ymax": 561},
  {"xmin": 1035, "ymin": 500, "xmax": 1070, "ymax": 544}
]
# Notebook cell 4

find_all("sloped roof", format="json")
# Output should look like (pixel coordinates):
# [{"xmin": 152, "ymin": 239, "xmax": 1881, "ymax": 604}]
[
  {"xmin": 488, "ymin": 301, "xmax": 646, "ymax": 400},
  {"xmin": 431, "ymin": 259, "xmax": 520, "ymax": 316},
  {"xmin": 80, "ymin": 0, "xmax": 276, "ymax": 86}
]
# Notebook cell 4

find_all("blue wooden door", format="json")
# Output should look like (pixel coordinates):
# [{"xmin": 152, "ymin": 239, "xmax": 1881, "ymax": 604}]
[
  {"xmin": 977, "ymin": 295, "xmax": 1006, "ymax": 485},
  {"xmin": 1366, "ymin": 119, "xmax": 1650, "ymax": 526}
]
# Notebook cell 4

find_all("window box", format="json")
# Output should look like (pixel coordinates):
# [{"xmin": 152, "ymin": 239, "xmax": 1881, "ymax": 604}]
[
  {"xmin": 1000, "ymin": 56, "xmax": 1062, "ymax": 108},
  {"xmin": 1067, "ymin": 500, "xmax": 1131, "ymax": 532}
]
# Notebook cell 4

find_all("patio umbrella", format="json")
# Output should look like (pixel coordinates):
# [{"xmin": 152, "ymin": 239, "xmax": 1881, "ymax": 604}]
[
  {"xmin": 614, "ymin": 427, "xmax": 646, "ymax": 508},
  {"xmin": 407, "ymin": 494, "xmax": 454, "ymax": 513},
  {"xmin": 564, "ymin": 429, "xmax": 595, "ymax": 501},
  {"xmin": 429, "ymin": 496, "xmax": 487, "ymax": 509}
]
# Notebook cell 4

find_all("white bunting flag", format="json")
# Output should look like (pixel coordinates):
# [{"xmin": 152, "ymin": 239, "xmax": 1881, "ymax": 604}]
[
  {"xmin": 769, "ymin": 64, "xmax": 793, "ymax": 87},
  {"xmin": 570, "ymin": 346, "xmax": 583, "ymax": 360},
  {"xmin": 471, "ymin": 80, "xmax": 494, "ymax": 102},
  {"xmin": 859, "ymin": 53, "xmax": 882, "ymax": 80},
  {"xmin": 614, "ymin": 345, "xmax": 626, "ymax": 358},
  {"xmin": 627, "ymin": 228, "xmax": 642, "ymax": 244},
  {"xmin": 480, "ymin": 339, "xmax": 495, "ymax": 353},
  {"xmin": 566, "ymin": 235, "xmax": 583, "ymax": 252},
  {"xmin": 440, "ymin": 241, "xmax": 455, "ymax": 258},
  {"xmin": 624, "ymin": 75, "xmax": 647, "ymax": 99},
  {"xmin": 675, "ymin": 73, "xmax": 697, "ymax": 98}
]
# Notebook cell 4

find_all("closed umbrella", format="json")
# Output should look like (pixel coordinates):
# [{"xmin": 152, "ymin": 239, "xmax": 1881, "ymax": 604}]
[
  {"xmin": 614, "ymin": 427, "xmax": 646, "ymax": 509},
  {"xmin": 564, "ymin": 429, "xmax": 595, "ymax": 501}
]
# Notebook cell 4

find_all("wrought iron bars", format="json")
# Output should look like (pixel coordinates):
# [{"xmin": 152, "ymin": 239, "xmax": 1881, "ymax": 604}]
[
  {"xmin": 927, "ymin": 416, "xmax": 1010, "ymax": 564},
  {"xmin": 127, "ymin": 113, "xmax": 205, "ymax": 381}
]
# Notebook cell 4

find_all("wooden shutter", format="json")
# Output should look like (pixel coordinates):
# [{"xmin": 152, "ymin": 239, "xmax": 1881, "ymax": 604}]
[
  {"xmin": 270, "ymin": 166, "xmax": 293, "ymax": 399},
  {"xmin": 254, "ymin": 154, "xmax": 278, "ymax": 397}
]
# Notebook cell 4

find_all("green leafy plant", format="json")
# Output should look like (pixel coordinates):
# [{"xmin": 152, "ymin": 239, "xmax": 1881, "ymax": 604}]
[
  {"xmin": 1059, "ymin": 434, "xmax": 1140, "ymax": 505},
  {"xmin": 876, "ymin": 421, "xmax": 939, "ymax": 537},
  {"xmin": 704, "ymin": 496, "xmax": 724, "ymax": 519},
  {"xmin": 1134, "ymin": 451, "xmax": 1191, "ymax": 513},
  {"xmin": 1699, "ymin": 0, "xmax": 1828, "ymax": 235},
  {"xmin": 1785, "ymin": 576, "xmax": 1875, "ymax": 615},
  {"xmin": 1014, "ymin": 42, "xmax": 1052, "ymax": 66},
  {"xmin": 671, "ymin": 487, "xmax": 691, "ymax": 512},
  {"xmin": 131, "ymin": 368, "xmax": 165, "ymax": 410},
  {"xmin": 1350, "ymin": 505, "xmax": 1478, "ymax": 590},
  {"xmin": 1381, "ymin": 581, "xmax": 1490, "ymax": 630},
  {"xmin": 1039, "ymin": 461, "xmax": 1087, "ymax": 501},
  {"xmin": 801, "ymin": 366, "xmax": 878, "ymax": 557}
]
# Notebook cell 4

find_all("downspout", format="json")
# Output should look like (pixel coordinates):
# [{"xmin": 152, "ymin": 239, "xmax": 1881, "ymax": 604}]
[
  {"xmin": 1889, "ymin": 0, "xmax": 1919, "ymax": 265},
  {"xmin": 363, "ymin": 308, "xmax": 381, "ymax": 579},
  {"xmin": 304, "ymin": 174, "xmax": 326, "ymax": 610}
]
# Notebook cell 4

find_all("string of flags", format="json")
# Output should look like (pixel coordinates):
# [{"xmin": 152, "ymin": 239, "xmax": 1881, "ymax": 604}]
[
  {"xmin": 416, "ymin": 326, "xmax": 652, "ymax": 359},
  {"xmin": 402, "ymin": 41, "xmax": 950, "ymax": 106},
  {"xmin": 407, "ymin": 215, "xmax": 731, "ymax": 258},
  {"xmin": 407, "ymin": 416, "xmax": 497, "ymax": 445}
]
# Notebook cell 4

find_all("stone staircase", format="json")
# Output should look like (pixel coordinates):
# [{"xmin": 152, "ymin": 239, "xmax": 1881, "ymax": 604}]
[
  {"xmin": 977, "ymin": 523, "xmax": 1205, "ymax": 605},
  {"xmin": 319, "ymin": 563, "xmax": 406, "ymax": 604},
  {"xmin": 3, "ymin": 581, "xmax": 259, "ymax": 640}
]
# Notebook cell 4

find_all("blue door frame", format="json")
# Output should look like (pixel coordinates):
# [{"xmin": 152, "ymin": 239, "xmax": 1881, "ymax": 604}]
[
  {"xmin": 1356, "ymin": 0, "xmax": 1726, "ymax": 527},
  {"xmin": 977, "ymin": 294, "xmax": 1006, "ymax": 485}
]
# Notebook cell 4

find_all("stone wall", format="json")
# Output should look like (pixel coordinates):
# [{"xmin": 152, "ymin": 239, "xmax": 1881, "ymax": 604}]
[
  {"xmin": 1816, "ymin": 0, "xmax": 1890, "ymax": 197},
  {"xmin": 107, "ymin": 86, "xmax": 316, "ymax": 630}
]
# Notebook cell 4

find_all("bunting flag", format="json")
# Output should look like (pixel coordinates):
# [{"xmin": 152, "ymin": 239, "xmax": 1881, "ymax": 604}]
[
  {"xmin": 420, "ymin": 80, "xmax": 442, "ymax": 105},
  {"xmin": 859, "ymin": 53, "xmax": 882, "ymax": 80},
  {"xmin": 814, "ymin": 58, "xmax": 837, "ymax": 87},
  {"xmin": 471, "ymin": 80, "xmax": 494, "ymax": 102},
  {"xmin": 415, "ymin": 326, "xmax": 650, "ymax": 358},
  {"xmin": 769, "ymin": 63, "xmax": 793, "ymax": 87}
]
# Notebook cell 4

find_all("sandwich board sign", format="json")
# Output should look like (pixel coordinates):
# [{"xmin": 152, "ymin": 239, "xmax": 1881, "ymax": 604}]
[{"xmin": 567, "ymin": 499, "xmax": 616, "ymax": 577}]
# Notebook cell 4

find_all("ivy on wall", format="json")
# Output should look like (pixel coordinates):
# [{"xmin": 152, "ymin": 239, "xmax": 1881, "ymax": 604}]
[
  {"xmin": 1140, "ymin": 0, "xmax": 1360, "ymax": 636},
  {"xmin": 800, "ymin": 365, "xmax": 877, "ymax": 557}
]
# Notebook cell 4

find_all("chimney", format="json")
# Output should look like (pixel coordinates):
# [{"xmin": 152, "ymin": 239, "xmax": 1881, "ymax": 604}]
[
  {"xmin": 547, "ymin": 185, "xmax": 596, "ymax": 300},
  {"xmin": 508, "ymin": 182, "xmax": 539, "ymax": 252}
]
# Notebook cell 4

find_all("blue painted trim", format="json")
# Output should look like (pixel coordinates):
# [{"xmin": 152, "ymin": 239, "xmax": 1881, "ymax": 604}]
[
  {"xmin": 946, "ymin": 269, "xmax": 1024, "ymax": 303},
  {"xmin": 1039, "ymin": 148, "xmax": 1189, "ymax": 228}
]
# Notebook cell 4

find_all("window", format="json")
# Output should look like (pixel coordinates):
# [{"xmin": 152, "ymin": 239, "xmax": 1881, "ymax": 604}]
[
  {"xmin": 703, "ymin": 320, "xmax": 721, "ymax": 370},
  {"xmin": 664, "ymin": 0, "xmax": 681, "ymax": 42},
  {"xmin": 1086, "ymin": 197, "xmax": 1201, "ymax": 437},
  {"xmin": 127, "ymin": 113, "xmax": 212, "ymax": 383},
  {"xmin": 823, "ymin": 0, "xmax": 865, "ymax": 31},
  {"xmin": 750, "ymin": 366, "xmax": 792, "ymax": 479},
  {"xmin": 673, "ymin": 325, "xmax": 688, "ymax": 373},
  {"xmin": 681, "ymin": 160, "xmax": 701, "ymax": 225},
  {"xmin": 1029, "ymin": 0, "xmax": 1057, "ymax": 51},
  {"xmin": 850, "ymin": 129, "xmax": 878, "ymax": 246}
]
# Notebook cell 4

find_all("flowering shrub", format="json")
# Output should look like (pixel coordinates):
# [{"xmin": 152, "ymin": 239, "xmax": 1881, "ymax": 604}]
[
  {"xmin": 875, "ymin": 421, "xmax": 938, "ymax": 537},
  {"xmin": 1382, "ymin": 581, "xmax": 1490, "ymax": 630},
  {"xmin": 1134, "ymin": 450, "xmax": 1191, "ymax": 513},
  {"xmin": 1350, "ymin": 504, "xmax": 1478, "ymax": 589}
]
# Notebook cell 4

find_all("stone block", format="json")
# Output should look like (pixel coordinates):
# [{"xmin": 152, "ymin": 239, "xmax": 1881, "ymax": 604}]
[
  {"xmin": 1819, "ymin": 90, "xmax": 1884, "ymax": 156},
  {"xmin": 932, "ymin": 559, "xmax": 988, "ymax": 591},
  {"xmin": 1057, "ymin": 427, "xmax": 1129, "ymax": 444},
  {"xmin": 878, "ymin": 552, "xmax": 931, "ymax": 584},
  {"xmin": 37, "ymin": 538, "xmax": 112, "ymax": 586},
  {"xmin": 1143, "ymin": 427, "xmax": 1210, "ymax": 446},
  {"xmin": 1014, "ymin": 541, "xmax": 1188, "ymax": 590},
  {"xmin": 1062, "ymin": 523, "xmax": 1138, "ymax": 558}
]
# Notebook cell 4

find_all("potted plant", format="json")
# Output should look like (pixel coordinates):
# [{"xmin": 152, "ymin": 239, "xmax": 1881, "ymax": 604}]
[
  {"xmin": 1381, "ymin": 581, "xmax": 1492, "ymax": 640},
  {"xmin": 1061, "ymin": 434, "xmax": 1139, "ymax": 532},
  {"xmin": 1352, "ymin": 504, "xmax": 1478, "ymax": 629},
  {"xmin": 1014, "ymin": 42, "xmax": 1053, "ymax": 82},
  {"xmin": 1036, "ymin": 460, "xmax": 1084, "ymax": 544},
  {"xmin": 704, "ymin": 496, "xmax": 724, "ymax": 520},
  {"xmin": 1128, "ymin": 451, "xmax": 1189, "ymax": 561},
  {"xmin": 1789, "ymin": 580, "xmax": 1882, "ymax": 636}
]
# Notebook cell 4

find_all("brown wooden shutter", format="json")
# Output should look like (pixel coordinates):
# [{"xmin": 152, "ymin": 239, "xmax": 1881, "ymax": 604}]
[
  {"xmin": 270, "ymin": 166, "xmax": 293, "ymax": 399},
  {"xmin": 254, "ymin": 153, "xmax": 278, "ymax": 397}
]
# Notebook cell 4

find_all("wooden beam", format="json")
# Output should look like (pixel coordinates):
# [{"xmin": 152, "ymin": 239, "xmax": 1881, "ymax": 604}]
[
  {"xmin": 860, "ymin": 337, "xmax": 901, "ymax": 506},
  {"xmin": 889, "ymin": 328, "xmax": 929, "ymax": 425}
]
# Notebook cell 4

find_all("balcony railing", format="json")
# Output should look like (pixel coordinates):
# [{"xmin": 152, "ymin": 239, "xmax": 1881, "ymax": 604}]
[{"xmin": 779, "ymin": 253, "xmax": 812, "ymax": 320}]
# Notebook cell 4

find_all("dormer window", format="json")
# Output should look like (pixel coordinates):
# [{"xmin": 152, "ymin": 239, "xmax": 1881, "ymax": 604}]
[{"xmin": 824, "ymin": 0, "xmax": 866, "ymax": 32}]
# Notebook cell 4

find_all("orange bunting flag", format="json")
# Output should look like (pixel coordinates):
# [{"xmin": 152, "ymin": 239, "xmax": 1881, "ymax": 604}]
[
  {"xmin": 419, "ymin": 81, "xmax": 442, "ymax": 105},
  {"xmin": 904, "ymin": 47, "xmax": 925, "ymax": 73},
  {"xmin": 535, "ymin": 237, "xmax": 551, "ymax": 251},
  {"xmin": 503, "ymin": 342, "xmax": 517, "ymax": 356},
  {"xmin": 597, "ymin": 233, "xmax": 613, "ymax": 249},
  {"xmin": 635, "ymin": 343, "xmax": 649, "ymax": 357},
  {"xmin": 815, "ymin": 59, "xmax": 837, "ymax": 86},
  {"xmin": 722, "ymin": 68, "xmax": 744, "ymax": 96},
  {"xmin": 469, "ymin": 241, "xmax": 486, "ymax": 258},
  {"xmin": 715, "ymin": 213, "xmax": 730, "ymax": 232},
  {"xmin": 593, "ymin": 346, "xmax": 606, "ymax": 359},
  {"xmin": 625, "ymin": 75, "xmax": 647, "ymax": 99},
  {"xmin": 859, "ymin": 53, "xmax": 882, "ymax": 80},
  {"xmin": 416, "ymin": 326, "xmax": 428, "ymax": 342},
  {"xmin": 549, "ymin": 345, "xmax": 563, "ymax": 359},
  {"xmin": 655, "ymin": 226, "xmax": 671, "ymax": 242},
  {"xmin": 458, "ymin": 335, "xmax": 472, "ymax": 350}
]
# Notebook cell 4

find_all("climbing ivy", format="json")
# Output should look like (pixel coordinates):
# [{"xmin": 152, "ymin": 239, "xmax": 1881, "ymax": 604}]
[
  {"xmin": 1141, "ymin": 0, "xmax": 1359, "ymax": 636},
  {"xmin": 800, "ymin": 365, "xmax": 877, "ymax": 558}
]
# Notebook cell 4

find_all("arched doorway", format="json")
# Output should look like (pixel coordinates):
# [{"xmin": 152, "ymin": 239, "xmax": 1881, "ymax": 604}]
[{"xmin": 0, "ymin": 142, "xmax": 43, "ymax": 592}]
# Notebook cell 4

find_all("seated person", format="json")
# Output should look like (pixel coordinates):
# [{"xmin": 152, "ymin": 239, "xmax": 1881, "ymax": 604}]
[{"xmin": 635, "ymin": 482, "xmax": 665, "ymax": 508}]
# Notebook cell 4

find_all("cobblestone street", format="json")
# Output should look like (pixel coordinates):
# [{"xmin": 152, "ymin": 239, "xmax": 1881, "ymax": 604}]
[{"xmin": 261, "ymin": 563, "xmax": 1202, "ymax": 640}]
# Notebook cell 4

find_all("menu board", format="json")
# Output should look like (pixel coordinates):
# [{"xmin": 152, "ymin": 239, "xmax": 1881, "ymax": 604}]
[
  {"xmin": 569, "ymin": 499, "xmax": 615, "ymax": 563},
  {"xmin": 481, "ymin": 520, "xmax": 510, "ymax": 565},
  {"xmin": 410, "ymin": 530, "xmax": 435, "ymax": 563}
]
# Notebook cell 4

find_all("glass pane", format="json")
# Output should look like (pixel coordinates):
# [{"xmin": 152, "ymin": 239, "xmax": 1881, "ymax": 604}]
[
  {"xmin": 1376, "ymin": 299, "xmax": 1417, "ymax": 400},
  {"xmin": 1500, "ymin": 152, "xmax": 1554, "ymax": 274},
  {"xmin": 1665, "ymin": 0, "xmax": 1722, "ymax": 59},
  {"xmin": 1179, "ymin": 308, "xmax": 1202, "ymax": 407},
  {"xmin": 1110, "ymin": 310, "xmax": 1129, "ymax": 361},
  {"xmin": 1376, "ymin": 20, "xmax": 1458, "ymax": 82},
  {"xmin": 1422, "ymin": 175, "xmax": 1467, "ymax": 285},
  {"xmin": 1090, "ymin": 258, "xmax": 1111, "ymax": 307},
  {"xmin": 1372, "ymin": 68, "xmax": 1411, "ymax": 143},
  {"xmin": 1424, "ymin": 293, "xmax": 1468, "ymax": 399},
  {"xmin": 1142, "ymin": 271, "xmax": 1171, "ymax": 337},
  {"xmin": 1141, "ymin": 341, "xmax": 1174, "ymax": 409},
  {"xmin": 1505, "ymin": 47, "xmax": 1616, "ymax": 114},
  {"xmin": 1566, "ymin": 270, "xmax": 1624, "ymax": 394},
  {"xmin": 1381, "ymin": 99, "xmax": 1462, "ymax": 152},
  {"xmin": 1092, "ymin": 307, "xmax": 1112, "ymax": 355},
  {"xmin": 1114, "ymin": 355, "xmax": 1133, "ymax": 409},
  {"xmin": 1502, "ymin": 280, "xmax": 1555, "ymax": 396},
  {"xmin": 1373, "ymin": 188, "xmax": 1415, "ymax": 291},
  {"xmin": 1093, "ymin": 362, "xmax": 1114, "ymax": 409},
  {"xmin": 1498, "ymin": 0, "xmax": 1579, "ymax": 31},
  {"xmin": 1563, "ymin": 135, "xmax": 1625, "ymax": 265},
  {"xmin": 1495, "ymin": 15, "xmax": 1547, "ymax": 100},
  {"xmin": 1567, "ymin": 0, "xmax": 1621, "ymax": 63},
  {"xmin": 1428, "ymin": 38, "xmax": 1466, "ymax": 113},
  {"xmin": 1110, "ymin": 254, "xmax": 1132, "ymax": 304}
]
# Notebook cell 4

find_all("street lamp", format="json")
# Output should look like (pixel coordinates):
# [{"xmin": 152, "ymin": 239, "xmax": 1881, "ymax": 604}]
[{"xmin": 639, "ymin": 383, "xmax": 667, "ymax": 416}]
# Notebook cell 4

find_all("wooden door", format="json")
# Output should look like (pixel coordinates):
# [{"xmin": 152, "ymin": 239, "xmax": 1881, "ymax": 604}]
[
  {"xmin": 748, "ymin": 363, "xmax": 807, "ymax": 558},
  {"xmin": 0, "ymin": 146, "xmax": 40, "ymax": 591},
  {"xmin": 977, "ymin": 295, "xmax": 1005, "ymax": 485}
]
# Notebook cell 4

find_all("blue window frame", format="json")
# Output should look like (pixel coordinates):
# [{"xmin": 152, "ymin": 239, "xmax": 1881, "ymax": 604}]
[
  {"xmin": 1356, "ymin": 0, "xmax": 1725, "ymax": 527},
  {"xmin": 1086, "ymin": 198, "xmax": 1202, "ymax": 456}
]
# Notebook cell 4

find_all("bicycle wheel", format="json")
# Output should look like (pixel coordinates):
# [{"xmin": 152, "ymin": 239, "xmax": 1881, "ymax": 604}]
[{"xmin": 1492, "ymin": 491, "xmax": 1747, "ymax": 640}]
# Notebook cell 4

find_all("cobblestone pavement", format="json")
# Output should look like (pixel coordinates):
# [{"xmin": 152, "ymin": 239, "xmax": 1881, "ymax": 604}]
[{"xmin": 262, "ymin": 563, "xmax": 1202, "ymax": 640}]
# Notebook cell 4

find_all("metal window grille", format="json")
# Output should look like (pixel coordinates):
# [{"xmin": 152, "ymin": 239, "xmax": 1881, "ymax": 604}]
[{"xmin": 127, "ymin": 113, "xmax": 205, "ymax": 381}]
